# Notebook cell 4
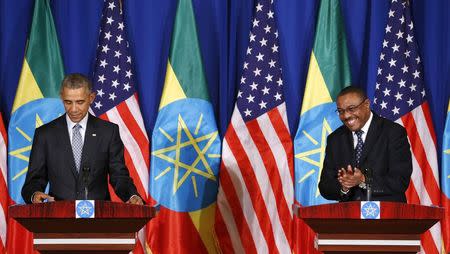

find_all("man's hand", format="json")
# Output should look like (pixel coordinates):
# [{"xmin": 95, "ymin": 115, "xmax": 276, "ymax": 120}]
[
  {"xmin": 32, "ymin": 191, "xmax": 55, "ymax": 203},
  {"xmin": 126, "ymin": 195, "xmax": 144, "ymax": 205},
  {"xmin": 338, "ymin": 165, "xmax": 365, "ymax": 190}
]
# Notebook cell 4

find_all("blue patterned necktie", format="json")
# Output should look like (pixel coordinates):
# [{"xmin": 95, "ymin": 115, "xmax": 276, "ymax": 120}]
[
  {"xmin": 72, "ymin": 124, "xmax": 83, "ymax": 172},
  {"xmin": 355, "ymin": 130, "xmax": 364, "ymax": 167}
]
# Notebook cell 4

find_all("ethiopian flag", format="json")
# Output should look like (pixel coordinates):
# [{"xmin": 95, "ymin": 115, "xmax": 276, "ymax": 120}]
[
  {"xmin": 442, "ymin": 100, "xmax": 450, "ymax": 253},
  {"xmin": 148, "ymin": 0, "xmax": 221, "ymax": 253},
  {"xmin": 293, "ymin": 0, "xmax": 351, "ymax": 253},
  {"xmin": 7, "ymin": 0, "xmax": 64, "ymax": 252}
]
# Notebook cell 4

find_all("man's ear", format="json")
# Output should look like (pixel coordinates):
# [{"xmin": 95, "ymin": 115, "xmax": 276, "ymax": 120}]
[
  {"xmin": 364, "ymin": 98, "xmax": 371, "ymax": 109},
  {"xmin": 89, "ymin": 92, "xmax": 96, "ymax": 104}
]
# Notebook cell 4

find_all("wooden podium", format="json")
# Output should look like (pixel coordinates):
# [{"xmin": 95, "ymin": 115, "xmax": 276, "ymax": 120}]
[
  {"xmin": 9, "ymin": 200, "xmax": 155, "ymax": 253},
  {"xmin": 295, "ymin": 201, "xmax": 443, "ymax": 253}
]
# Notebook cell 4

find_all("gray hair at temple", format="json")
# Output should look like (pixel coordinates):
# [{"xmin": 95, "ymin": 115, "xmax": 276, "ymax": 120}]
[{"xmin": 60, "ymin": 73, "xmax": 93, "ymax": 94}]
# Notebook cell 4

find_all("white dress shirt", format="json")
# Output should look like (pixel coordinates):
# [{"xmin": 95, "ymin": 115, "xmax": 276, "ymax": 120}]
[
  {"xmin": 66, "ymin": 113, "xmax": 89, "ymax": 143},
  {"xmin": 352, "ymin": 112, "xmax": 373, "ymax": 148}
]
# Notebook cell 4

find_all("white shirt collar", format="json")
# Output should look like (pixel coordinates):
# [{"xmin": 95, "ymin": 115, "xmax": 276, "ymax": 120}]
[
  {"xmin": 360, "ymin": 111, "xmax": 373, "ymax": 135},
  {"xmin": 351, "ymin": 112, "xmax": 372, "ymax": 147},
  {"xmin": 66, "ymin": 113, "xmax": 89, "ymax": 130}
]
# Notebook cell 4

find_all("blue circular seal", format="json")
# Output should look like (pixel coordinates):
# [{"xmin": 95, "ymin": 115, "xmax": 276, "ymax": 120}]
[
  {"xmin": 294, "ymin": 103, "xmax": 342, "ymax": 206},
  {"xmin": 361, "ymin": 201, "xmax": 380, "ymax": 219},
  {"xmin": 76, "ymin": 200, "xmax": 95, "ymax": 218},
  {"xmin": 150, "ymin": 98, "xmax": 221, "ymax": 212},
  {"xmin": 8, "ymin": 98, "xmax": 64, "ymax": 204}
]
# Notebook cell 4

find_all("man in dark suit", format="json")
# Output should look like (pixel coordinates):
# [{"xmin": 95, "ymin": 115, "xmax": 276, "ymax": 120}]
[
  {"xmin": 319, "ymin": 86, "xmax": 412, "ymax": 202},
  {"xmin": 22, "ymin": 73, "xmax": 143, "ymax": 204}
]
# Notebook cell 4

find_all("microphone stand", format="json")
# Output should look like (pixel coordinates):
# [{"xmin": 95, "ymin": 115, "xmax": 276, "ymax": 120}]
[
  {"xmin": 365, "ymin": 168, "xmax": 373, "ymax": 201},
  {"xmin": 82, "ymin": 167, "xmax": 90, "ymax": 200}
]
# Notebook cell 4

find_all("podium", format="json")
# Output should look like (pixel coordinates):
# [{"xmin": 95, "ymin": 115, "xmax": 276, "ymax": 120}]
[
  {"xmin": 9, "ymin": 200, "xmax": 155, "ymax": 253},
  {"xmin": 295, "ymin": 201, "xmax": 443, "ymax": 253}
]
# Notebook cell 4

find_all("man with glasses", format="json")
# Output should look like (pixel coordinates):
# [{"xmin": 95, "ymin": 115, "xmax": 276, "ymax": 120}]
[{"xmin": 318, "ymin": 86, "xmax": 412, "ymax": 202}]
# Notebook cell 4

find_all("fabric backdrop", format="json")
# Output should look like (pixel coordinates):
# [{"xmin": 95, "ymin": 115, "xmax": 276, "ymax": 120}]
[{"xmin": 1, "ymin": 0, "xmax": 449, "ymax": 158}]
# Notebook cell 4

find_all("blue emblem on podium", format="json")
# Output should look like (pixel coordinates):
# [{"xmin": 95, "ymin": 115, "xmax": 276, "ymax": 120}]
[
  {"xmin": 361, "ymin": 201, "xmax": 380, "ymax": 219},
  {"xmin": 76, "ymin": 200, "xmax": 95, "ymax": 219}
]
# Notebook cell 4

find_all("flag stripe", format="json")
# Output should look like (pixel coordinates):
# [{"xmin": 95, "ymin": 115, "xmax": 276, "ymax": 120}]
[
  {"xmin": 0, "ymin": 178, "xmax": 7, "ymax": 215},
  {"xmin": 405, "ymin": 180, "xmax": 420, "ymax": 204},
  {"xmin": 278, "ymin": 103, "xmax": 290, "ymax": 130},
  {"xmin": 408, "ymin": 152, "xmax": 433, "ymax": 205},
  {"xmin": 124, "ymin": 149, "xmax": 147, "ymax": 200},
  {"xmin": 224, "ymin": 124, "xmax": 275, "ymax": 254},
  {"xmin": 98, "ymin": 100, "xmax": 148, "ymax": 252},
  {"xmin": 99, "ymin": 112, "xmax": 145, "ymax": 197},
  {"xmin": 421, "ymin": 102, "xmax": 437, "ymax": 146},
  {"xmin": 265, "ymin": 103, "xmax": 294, "ymax": 190},
  {"xmin": 216, "ymin": 164, "xmax": 256, "ymax": 254},
  {"xmin": 401, "ymin": 113, "xmax": 440, "ymax": 205},
  {"xmin": 233, "ymin": 112, "xmax": 291, "ymax": 253},
  {"xmin": 0, "ymin": 180, "xmax": 7, "ymax": 244},
  {"xmin": 254, "ymin": 111, "xmax": 293, "ymax": 223},
  {"xmin": 410, "ymin": 106, "xmax": 439, "ymax": 181},
  {"xmin": 246, "ymin": 118, "xmax": 291, "ymax": 252},
  {"xmin": 214, "ymin": 211, "xmax": 234, "ymax": 253},
  {"xmin": 126, "ymin": 95, "xmax": 149, "ymax": 147},
  {"xmin": 118, "ymin": 96, "xmax": 150, "ymax": 154},
  {"xmin": 99, "ymin": 113, "xmax": 146, "ymax": 199},
  {"xmin": 409, "ymin": 149, "xmax": 441, "ymax": 254},
  {"xmin": 429, "ymin": 222, "xmax": 442, "ymax": 254},
  {"xmin": 421, "ymin": 229, "xmax": 440, "ymax": 254},
  {"xmin": 0, "ymin": 116, "xmax": 7, "ymax": 246},
  {"xmin": 115, "ymin": 98, "xmax": 150, "ymax": 184},
  {"xmin": 106, "ymin": 107, "xmax": 149, "ymax": 195},
  {"xmin": 0, "ymin": 117, "xmax": 6, "ymax": 182}
]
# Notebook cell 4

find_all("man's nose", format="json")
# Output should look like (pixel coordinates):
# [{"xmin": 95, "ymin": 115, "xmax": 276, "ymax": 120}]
[
  {"xmin": 341, "ymin": 110, "xmax": 352, "ymax": 120},
  {"xmin": 69, "ymin": 104, "xmax": 78, "ymax": 112}
]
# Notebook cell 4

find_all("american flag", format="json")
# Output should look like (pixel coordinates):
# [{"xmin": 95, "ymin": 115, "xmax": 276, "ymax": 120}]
[
  {"xmin": 92, "ymin": 0, "xmax": 150, "ymax": 252},
  {"xmin": 373, "ymin": 0, "xmax": 441, "ymax": 253},
  {"xmin": 0, "ymin": 114, "xmax": 7, "ymax": 253},
  {"xmin": 215, "ymin": 0, "xmax": 294, "ymax": 252}
]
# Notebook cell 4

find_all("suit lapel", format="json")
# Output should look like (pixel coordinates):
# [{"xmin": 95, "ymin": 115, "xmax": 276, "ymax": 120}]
[
  {"xmin": 80, "ymin": 114, "xmax": 97, "ymax": 170},
  {"xmin": 59, "ymin": 115, "xmax": 79, "ymax": 179},
  {"xmin": 359, "ymin": 113, "xmax": 382, "ymax": 165},
  {"xmin": 344, "ymin": 128, "xmax": 355, "ymax": 165}
]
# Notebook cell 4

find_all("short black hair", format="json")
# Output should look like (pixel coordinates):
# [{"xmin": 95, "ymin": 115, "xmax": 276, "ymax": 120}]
[
  {"xmin": 337, "ymin": 86, "xmax": 367, "ymax": 101},
  {"xmin": 60, "ymin": 73, "xmax": 93, "ymax": 94}
]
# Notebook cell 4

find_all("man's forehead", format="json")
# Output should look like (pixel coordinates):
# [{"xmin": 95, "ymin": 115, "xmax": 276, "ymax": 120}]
[
  {"xmin": 337, "ymin": 92, "xmax": 362, "ymax": 104},
  {"xmin": 61, "ymin": 87, "xmax": 91, "ymax": 95}
]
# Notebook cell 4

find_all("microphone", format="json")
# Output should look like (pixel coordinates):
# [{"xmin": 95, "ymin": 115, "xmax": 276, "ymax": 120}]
[
  {"xmin": 365, "ymin": 168, "xmax": 373, "ymax": 201},
  {"xmin": 82, "ymin": 166, "xmax": 90, "ymax": 200}
]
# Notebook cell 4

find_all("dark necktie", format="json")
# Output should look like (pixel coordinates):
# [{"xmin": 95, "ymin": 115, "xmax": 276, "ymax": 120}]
[
  {"xmin": 355, "ymin": 130, "xmax": 364, "ymax": 167},
  {"xmin": 72, "ymin": 124, "xmax": 83, "ymax": 172}
]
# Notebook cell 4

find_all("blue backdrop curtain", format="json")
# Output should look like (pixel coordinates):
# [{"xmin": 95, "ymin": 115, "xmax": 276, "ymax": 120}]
[{"xmin": 1, "ymin": 0, "xmax": 449, "ymax": 157}]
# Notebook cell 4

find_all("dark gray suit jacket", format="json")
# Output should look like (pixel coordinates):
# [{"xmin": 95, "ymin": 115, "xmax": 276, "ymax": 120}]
[
  {"xmin": 22, "ymin": 113, "xmax": 138, "ymax": 203},
  {"xmin": 318, "ymin": 113, "xmax": 412, "ymax": 202}
]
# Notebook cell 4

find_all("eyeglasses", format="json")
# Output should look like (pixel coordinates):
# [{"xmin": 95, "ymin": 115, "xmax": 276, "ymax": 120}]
[{"xmin": 336, "ymin": 99, "xmax": 367, "ymax": 115}]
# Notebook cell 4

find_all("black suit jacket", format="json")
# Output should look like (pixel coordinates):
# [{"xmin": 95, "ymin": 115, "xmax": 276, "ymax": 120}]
[
  {"xmin": 22, "ymin": 114, "xmax": 138, "ymax": 203},
  {"xmin": 318, "ymin": 113, "xmax": 412, "ymax": 202}
]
